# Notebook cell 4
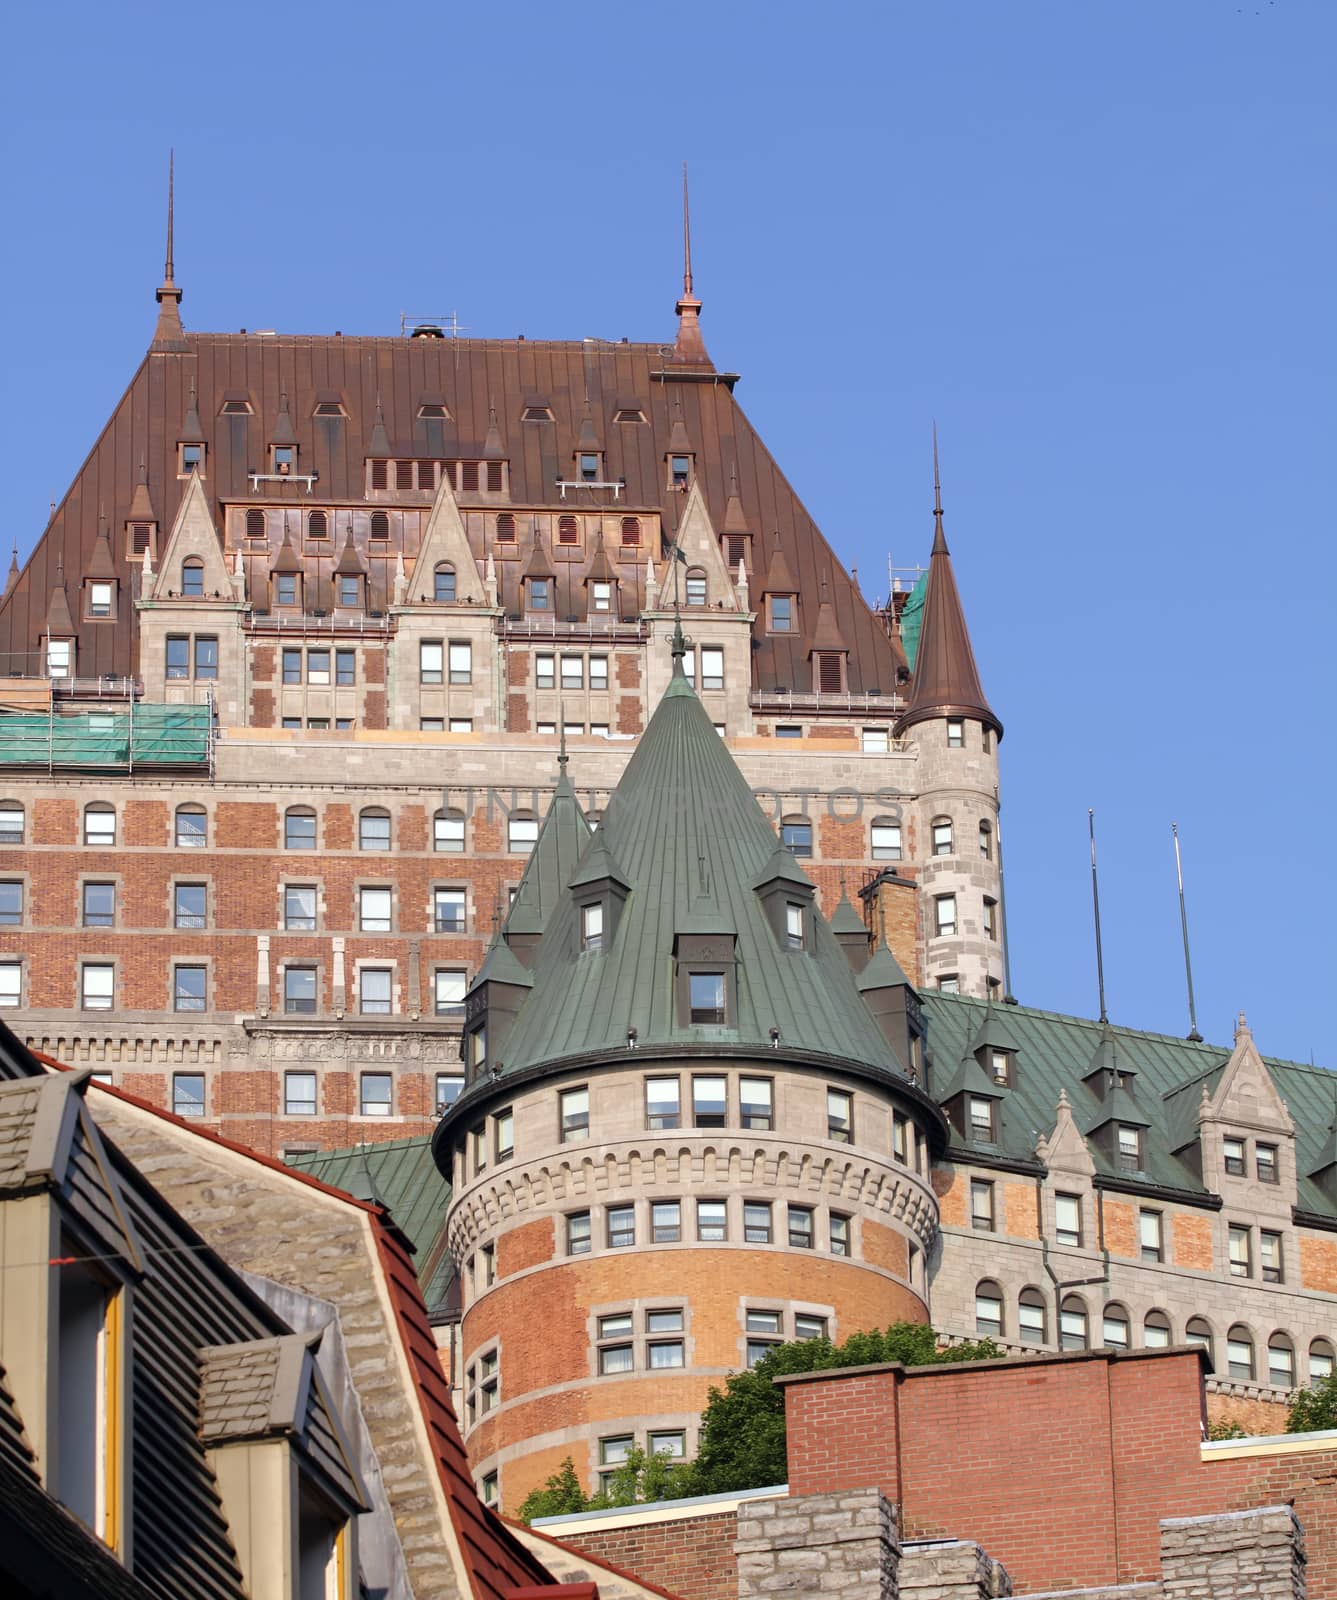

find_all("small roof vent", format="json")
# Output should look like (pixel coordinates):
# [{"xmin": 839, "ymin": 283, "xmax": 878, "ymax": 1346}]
[{"xmin": 411, "ymin": 323, "xmax": 445, "ymax": 339}]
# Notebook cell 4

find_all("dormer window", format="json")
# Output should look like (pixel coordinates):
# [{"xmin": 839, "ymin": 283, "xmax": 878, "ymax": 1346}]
[
  {"xmin": 180, "ymin": 559, "xmax": 204, "ymax": 598},
  {"xmin": 815, "ymin": 651, "xmax": 846, "ymax": 693},
  {"xmin": 689, "ymin": 972, "xmax": 726, "ymax": 1024},
  {"xmin": 581, "ymin": 902, "xmax": 604, "ymax": 953},
  {"xmin": 725, "ymin": 534, "xmax": 747, "ymax": 569},
  {"xmin": 784, "ymin": 902, "xmax": 805, "ymax": 951},
  {"xmin": 522, "ymin": 404, "xmax": 554, "ymax": 422},
  {"xmin": 769, "ymin": 594, "xmax": 795, "ymax": 633},
  {"xmin": 579, "ymin": 453, "xmax": 601, "ymax": 482},
  {"xmin": 685, "ymin": 568, "xmax": 707, "ymax": 606},
  {"xmin": 179, "ymin": 441, "xmax": 205, "ymax": 475},
  {"xmin": 968, "ymin": 1095, "xmax": 995, "ymax": 1141},
  {"xmin": 370, "ymin": 460, "xmax": 388, "ymax": 490},
  {"xmin": 85, "ymin": 581, "xmax": 115, "ymax": 620},
  {"xmin": 591, "ymin": 580, "xmax": 612, "ymax": 613},
  {"xmin": 128, "ymin": 523, "xmax": 154, "ymax": 560},
  {"xmin": 418, "ymin": 402, "xmax": 449, "ymax": 419},
  {"xmin": 45, "ymin": 638, "xmax": 72, "ymax": 679},
  {"xmin": 275, "ymin": 573, "xmax": 299, "ymax": 607},
  {"xmin": 670, "ymin": 454, "xmax": 692, "ymax": 489},
  {"xmin": 989, "ymin": 1050, "xmax": 1012, "ymax": 1087},
  {"xmin": 314, "ymin": 399, "xmax": 346, "ymax": 417},
  {"xmin": 272, "ymin": 445, "xmax": 296, "ymax": 476},
  {"xmin": 469, "ymin": 1025, "xmax": 487, "ymax": 1075},
  {"xmin": 1117, "ymin": 1125, "xmax": 1141, "ymax": 1173},
  {"xmin": 434, "ymin": 564, "xmax": 456, "ymax": 602},
  {"xmin": 528, "ymin": 577, "xmax": 551, "ymax": 612},
  {"xmin": 338, "ymin": 575, "xmax": 362, "ymax": 608}
]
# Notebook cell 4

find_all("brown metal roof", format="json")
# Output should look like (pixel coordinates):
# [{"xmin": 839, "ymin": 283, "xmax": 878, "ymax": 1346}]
[{"xmin": 0, "ymin": 315, "xmax": 906, "ymax": 697}]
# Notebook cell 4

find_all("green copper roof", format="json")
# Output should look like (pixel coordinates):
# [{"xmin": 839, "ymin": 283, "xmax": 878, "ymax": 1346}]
[
  {"xmin": 505, "ymin": 766, "xmax": 590, "ymax": 938},
  {"xmin": 921, "ymin": 993, "xmax": 1337, "ymax": 1215},
  {"xmin": 829, "ymin": 890, "xmax": 870, "ymax": 938},
  {"xmin": 286, "ymin": 1137, "xmax": 453, "ymax": 1314},
  {"xmin": 490, "ymin": 663, "xmax": 908, "ymax": 1079},
  {"xmin": 856, "ymin": 940, "xmax": 913, "ymax": 992},
  {"xmin": 472, "ymin": 930, "xmax": 534, "ymax": 990}
]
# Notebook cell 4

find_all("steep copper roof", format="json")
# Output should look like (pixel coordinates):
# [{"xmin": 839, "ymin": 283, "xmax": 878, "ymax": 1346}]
[
  {"xmin": 894, "ymin": 457, "xmax": 1001, "ymax": 740},
  {"xmin": 809, "ymin": 578, "xmax": 850, "ymax": 653},
  {"xmin": 0, "ymin": 309, "xmax": 904, "ymax": 695},
  {"xmin": 83, "ymin": 525, "xmax": 118, "ymax": 582},
  {"xmin": 42, "ymin": 572, "xmax": 75, "ymax": 638}
]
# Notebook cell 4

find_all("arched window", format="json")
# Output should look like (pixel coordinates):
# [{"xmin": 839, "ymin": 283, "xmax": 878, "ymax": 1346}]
[
  {"xmin": 1018, "ymin": 1287, "xmax": 1047, "ymax": 1346},
  {"xmin": 931, "ymin": 816, "xmax": 953, "ymax": 856},
  {"xmin": 1143, "ymin": 1309, "xmax": 1173, "ymax": 1349},
  {"xmin": 1226, "ymin": 1324, "xmax": 1255, "ymax": 1380},
  {"xmin": 1267, "ymin": 1333, "xmax": 1295, "ymax": 1389},
  {"xmin": 1310, "ymin": 1338, "xmax": 1335, "ymax": 1387},
  {"xmin": 284, "ymin": 807, "xmax": 316, "ymax": 851},
  {"xmin": 181, "ymin": 558, "xmax": 204, "ymax": 597},
  {"xmin": 359, "ymin": 808, "xmax": 391, "ymax": 851},
  {"xmin": 620, "ymin": 516, "xmax": 641, "ymax": 547},
  {"xmin": 685, "ymin": 567, "xmax": 707, "ymax": 606},
  {"xmin": 558, "ymin": 515, "xmax": 579, "ymax": 545},
  {"xmin": 308, "ymin": 510, "xmax": 328, "ymax": 538},
  {"xmin": 1185, "ymin": 1317, "xmax": 1214, "ymax": 1365},
  {"xmin": 871, "ymin": 817, "xmax": 902, "ymax": 861},
  {"xmin": 508, "ymin": 812, "xmax": 538, "ymax": 854},
  {"xmin": 0, "ymin": 802, "xmax": 25, "ymax": 845},
  {"xmin": 1102, "ymin": 1302, "xmax": 1130, "ymax": 1349},
  {"xmin": 979, "ymin": 819, "xmax": 993, "ymax": 860},
  {"xmin": 245, "ymin": 509, "xmax": 265, "ymax": 539},
  {"xmin": 370, "ymin": 511, "xmax": 390, "ymax": 539},
  {"xmin": 434, "ymin": 809, "xmax": 465, "ymax": 853},
  {"xmin": 1059, "ymin": 1294, "xmax": 1089, "ymax": 1351},
  {"xmin": 974, "ymin": 1279, "xmax": 1003, "ymax": 1338},
  {"xmin": 434, "ymin": 564, "xmax": 456, "ymax": 603},
  {"xmin": 83, "ymin": 804, "xmax": 116, "ymax": 847},
  {"xmin": 174, "ymin": 804, "xmax": 207, "ymax": 848},
  {"xmin": 496, "ymin": 513, "xmax": 516, "ymax": 543}
]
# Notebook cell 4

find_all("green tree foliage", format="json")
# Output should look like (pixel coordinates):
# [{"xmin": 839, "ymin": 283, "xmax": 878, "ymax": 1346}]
[
  {"xmin": 515, "ymin": 1457, "xmax": 589, "ymax": 1522},
  {"xmin": 1205, "ymin": 1416, "xmax": 1248, "ymax": 1440},
  {"xmin": 690, "ymin": 1324, "xmax": 1001, "ymax": 1496},
  {"xmin": 1286, "ymin": 1372, "xmax": 1337, "ymax": 1434}
]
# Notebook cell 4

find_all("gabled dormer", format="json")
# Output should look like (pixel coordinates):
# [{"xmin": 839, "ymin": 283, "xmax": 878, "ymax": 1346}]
[
  {"xmin": 720, "ymin": 465, "xmax": 752, "ymax": 573},
  {"xmin": 82, "ymin": 523, "xmax": 118, "ymax": 624},
  {"xmin": 150, "ymin": 470, "xmax": 230, "ymax": 602},
  {"xmin": 1080, "ymin": 1027, "xmax": 1152, "ymax": 1175},
  {"xmin": 937, "ymin": 1048, "xmax": 1007, "ymax": 1147},
  {"xmin": 177, "ymin": 383, "xmax": 206, "ymax": 477},
  {"xmin": 574, "ymin": 400, "xmax": 604, "ymax": 485},
  {"xmin": 269, "ymin": 525, "xmax": 304, "ymax": 611},
  {"xmin": 1196, "ymin": 1012, "xmax": 1297, "ymax": 1203},
  {"xmin": 829, "ymin": 889, "xmax": 871, "ymax": 972},
  {"xmin": 522, "ymin": 530, "xmax": 555, "ymax": 614},
  {"xmin": 481, "ymin": 405, "xmax": 509, "ymax": 495},
  {"xmin": 665, "ymin": 398, "xmax": 695, "ymax": 491},
  {"xmin": 567, "ymin": 831, "xmax": 632, "ymax": 956},
  {"xmin": 808, "ymin": 576, "xmax": 849, "ymax": 693},
  {"xmin": 41, "ymin": 568, "xmax": 76, "ymax": 679},
  {"xmin": 761, "ymin": 538, "xmax": 799, "ymax": 635},
  {"xmin": 269, "ymin": 391, "xmax": 299, "ymax": 476},
  {"xmin": 752, "ymin": 841, "xmax": 815, "ymax": 954},
  {"xmin": 855, "ymin": 940, "xmax": 921, "ymax": 1081},
  {"xmin": 366, "ymin": 397, "xmax": 392, "ymax": 489},
  {"xmin": 969, "ymin": 1003, "xmax": 1021, "ymax": 1089},
  {"xmin": 333, "ymin": 530, "xmax": 366, "ymax": 611},
  {"xmin": 462, "ymin": 933, "xmax": 534, "ymax": 1082},
  {"xmin": 583, "ymin": 531, "xmax": 619, "ymax": 618},
  {"xmin": 125, "ymin": 459, "xmax": 158, "ymax": 565}
]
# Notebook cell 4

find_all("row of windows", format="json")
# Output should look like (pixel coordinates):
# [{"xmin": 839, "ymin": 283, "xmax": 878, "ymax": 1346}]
[
  {"xmin": 558, "ymin": 1199, "xmax": 854, "ymax": 1259},
  {"xmin": 454, "ymin": 1077, "xmax": 928, "ymax": 1178},
  {"xmin": 932, "ymin": 892, "xmax": 999, "ymax": 941},
  {"xmin": 0, "ymin": 959, "xmax": 468, "ymax": 1021},
  {"xmin": 972, "ymin": 1281, "xmax": 1335, "ymax": 1388},
  {"xmin": 927, "ymin": 816, "xmax": 995, "ymax": 861},
  {"xmin": 154, "ymin": 1067, "xmax": 466, "ymax": 1120},
  {"xmin": 532, "ymin": 652, "xmax": 614, "ymax": 692},
  {"xmin": 1222, "ymin": 1134, "xmax": 1281, "ymax": 1184}
]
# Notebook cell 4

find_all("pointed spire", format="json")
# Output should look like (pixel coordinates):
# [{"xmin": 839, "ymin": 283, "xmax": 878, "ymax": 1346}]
[
  {"xmin": 368, "ymin": 394, "xmax": 391, "ymax": 457},
  {"xmin": 183, "ymin": 381, "xmax": 203, "ymax": 441},
  {"xmin": 809, "ymin": 573, "xmax": 849, "ymax": 654},
  {"xmin": 43, "ymin": 561, "xmax": 75, "ymax": 638},
  {"xmin": 151, "ymin": 150, "xmax": 189, "ymax": 353},
  {"xmin": 84, "ymin": 519, "xmax": 117, "ymax": 582},
  {"xmin": 6, "ymin": 541, "xmax": 20, "ymax": 598},
  {"xmin": 577, "ymin": 396, "xmax": 601, "ymax": 453},
  {"xmin": 670, "ymin": 163, "xmax": 711, "ymax": 366},
  {"xmin": 584, "ymin": 527, "xmax": 616, "ymax": 586},
  {"xmin": 334, "ymin": 528, "xmax": 366, "ymax": 576},
  {"xmin": 721, "ymin": 463, "xmax": 749, "ymax": 536},
  {"xmin": 762, "ymin": 534, "xmax": 799, "ymax": 597},
  {"xmin": 524, "ymin": 525, "xmax": 555, "ymax": 580},
  {"xmin": 271, "ymin": 390, "xmax": 297, "ymax": 447},
  {"xmin": 483, "ymin": 402, "xmax": 505, "ymax": 459},
  {"xmin": 128, "ymin": 458, "xmax": 157, "ymax": 525},
  {"xmin": 667, "ymin": 392, "xmax": 693, "ymax": 455},
  {"xmin": 669, "ymin": 612, "xmax": 688, "ymax": 676},
  {"xmin": 269, "ymin": 520, "xmax": 303, "ymax": 574},
  {"xmin": 894, "ymin": 430, "xmax": 1002, "ymax": 741}
]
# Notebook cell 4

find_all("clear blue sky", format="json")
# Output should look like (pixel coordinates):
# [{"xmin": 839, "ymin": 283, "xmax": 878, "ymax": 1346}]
[{"xmin": 3, "ymin": 1, "xmax": 1333, "ymax": 1067}]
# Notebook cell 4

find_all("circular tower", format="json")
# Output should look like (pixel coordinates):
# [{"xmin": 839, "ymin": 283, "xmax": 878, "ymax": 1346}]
[{"xmin": 434, "ymin": 637, "xmax": 946, "ymax": 1510}]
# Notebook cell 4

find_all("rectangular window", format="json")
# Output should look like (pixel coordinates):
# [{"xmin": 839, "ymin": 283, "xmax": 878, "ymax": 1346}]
[
  {"xmin": 1019, "ymin": 1297, "xmax": 1046, "ymax": 1346},
  {"xmin": 284, "ymin": 1071, "xmax": 317, "ymax": 1116},
  {"xmin": 335, "ymin": 648, "xmax": 356, "ymax": 686},
  {"xmin": 785, "ymin": 901, "xmax": 805, "ymax": 950},
  {"xmin": 174, "ymin": 965, "xmax": 207, "ymax": 1012},
  {"xmin": 871, "ymin": 822, "xmax": 902, "ymax": 860},
  {"xmin": 932, "ymin": 820, "xmax": 953, "ymax": 856},
  {"xmin": 285, "ymin": 811, "xmax": 316, "ymax": 849},
  {"xmin": 359, "ymin": 886, "xmax": 392, "ymax": 931},
  {"xmin": 1139, "ymin": 1208, "xmax": 1163, "ymax": 1262},
  {"xmin": 284, "ymin": 884, "xmax": 317, "ymax": 931},
  {"xmin": 494, "ymin": 1110, "xmax": 514, "ymax": 1162},
  {"xmin": 697, "ymin": 1199, "xmax": 727, "ymax": 1241},
  {"xmin": 529, "ymin": 578, "xmax": 551, "ymax": 611},
  {"xmin": 693, "ymin": 1075, "xmax": 727, "ymax": 1128},
  {"xmin": 599, "ymin": 1341, "xmax": 633, "ymax": 1375},
  {"xmin": 649, "ymin": 1339, "xmax": 684, "ymax": 1369},
  {"xmin": 599, "ymin": 1312, "xmax": 633, "ymax": 1342},
  {"xmin": 1228, "ymin": 1223, "xmax": 1252, "ymax": 1278},
  {"xmin": 172, "ymin": 1072, "xmax": 205, "ymax": 1117},
  {"xmin": 1117, "ymin": 1125, "xmax": 1141, "ymax": 1173},
  {"xmin": 744, "ymin": 1202, "xmax": 772, "ymax": 1244},
  {"xmin": 795, "ymin": 1314, "xmax": 829, "ymax": 1341},
  {"xmin": 770, "ymin": 595, "xmax": 793, "ymax": 632},
  {"xmin": 970, "ymin": 1178, "xmax": 996, "ymax": 1232},
  {"xmin": 892, "ymin": 1112, "xmax": 910, "ymax": 1163},
  {"xmin": 187, "ymin": 635, "xmax": 218, "ymax": 680},
  {"xmin": 968, "ymin": 1095, "xmax": 994, "ymax": 1142},
  {"xmin": 934, "ymin": 895, "xmax": 957, "ymax": 937},
  {"xmin": 46, "ymin": 639, "xmax": 71, "ymax": 678},
  {"xmin": 307, "ymin": 649, "xmax": 331, "ymax": 686},
  {"xmin": 688, "ymin": 972, "xmax": 726, "ymax": 1024},
  {"xmin": 0, "ymin": 880, "xmax": 25, "ymax": 925},
  {"xmin": 581, "ymin": 901, "xmax": 604, "ymax": 952},
  {"xmin": 607, "ymin": 1205, "xmax": 636, "ymax": 1248},
  {"xmin": 829, "ymin": 1213, "xmax": 851, "ymax": 1256},
  {"xmin": 284, "ymin": 967, "xmax": 317, "ymax": 1014},
  {"xmin": 1256, "ymin": 1143, "xmax": 1278, "ymax": 1184},
  {"xmin": 652, "ymin": 1200, "xmax": 681, "ymax": 1243},
  {"xmin": 827, "ymin": 1089, "xmax": 852, "ymax": 1143},
  {"xmin": 84, "ymin": 809, "xmax": 115, "ymax": 847},
  {"xmin": 435, "ymin": 1072, "xmax": 464, "ymax": 1114},
  {"xmin": 359, "ymin": 968, "xmax": 392, "ymax": 1015},
  {"xmin": 648, "ymin": 1429, "xmax": 686, "ymax": 1460},
  {"xmin": 1055, "ymin": 1192, "xmax": 1082, "ymax": 1248},
  {"xmin": 862, "ymin": 727, "xmax": 889, "ymax": 754},
  {"xmin": 87, "ymin": 580, "xmax": 113, "ymax": 618},
  {"xmin": 788, "ymin": 1205, "xmax": 814, "ymax": 1249},
  {"xmin": 434, "ymin": 969, "xmax": 466, "ymax": 1016},
  {"xmin": 0, "ymin": 806, "xmax": 23, "ymax": 844},
  {"xmin": 81, "ymin": 964, "xmax": 114, "ymax": 1010},
  {"xmin": 560, "ymin": 1087, "xmax": 590, "ymax": 1142},
  {"xmin": 420, "ymin": 641, "xmax": 444, "ymax": 684},
  {"xmin": 360, "ymin": 1072, "xmax": 392, "ymax": 1116},
  {"xmin": 448, "ymin": 642, "xmax": 472, "ymax": 684},
  {"xmin": 739, "ymin": 1077, "xmax": 773, "ymax": 1130},
  {"xmin": 434, "ymin": 888, "xmax": 466, "ymax": 933},
  {"xmin": 1223, "ymin": 1136, "xmax": 1245, "ymax": 1176},
  {"xmin": 567, "ymin": 1210, "xmax": 592, "ymax": 1255},
  {"xmin": 589, "ymin": 655, "xmax": 609, "ymax": 691},
  {"xmin": 535, "ymin": 653, "xmax": 555, "ymax": 689},
  {"xmin": 82, "ymin": 881, "xmax": 115, "ymax": 927},
  {"xmin": 983, "ymin": 897, "xmax": 998, "ymax": 940},
  {"xmin": 560, "ymin": 655, "xmax": 584, "ymax": 691},
  {"xmin": 946, "ymin": 718, "xmax": 964, "ymax": 747},
  {"xmin": 699, "ymin": 647, "xmax": 724, "ymax": 690},
  {"xmin": 282, "ymin": 647, "xmax": 303, "ymax": 684},
  {"xmin": 599, "ymin": 1436, "xmax": 634, "ymax": 1485},
  {"xmin": 1260, "ymin": 1229, "xmax": 1283, "ymax": 1284},
  {"xmin": 0, "ymin": 962, "xmax": 20, "ymax": 1008},
  {"xmin": 470, "ymin": 1127, "xmax": 486, "ymax": 1173}
]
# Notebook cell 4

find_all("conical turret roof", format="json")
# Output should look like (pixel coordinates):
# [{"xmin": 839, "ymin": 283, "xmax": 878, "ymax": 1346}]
[
  {"xmin": 489, "ymin": 654, "xmax": 907, "ymax": 1078},
  {"xmin": 84, "ymin": 525, "xmax": 117, "ymax": 582},
  {"xmin": 43, "ymin": 570, "xmax": 75, "ymax": 637},
  {"xmin": 829, "ymin": 890, "xmax": 869, "ymax": 938},
  {"xmin": 894, "ymin": 458, "xmax": 1001, "ymax": 740},
  {"xmin": 334, "ymin": 530, "xmax": 366, "ymax": 576}
]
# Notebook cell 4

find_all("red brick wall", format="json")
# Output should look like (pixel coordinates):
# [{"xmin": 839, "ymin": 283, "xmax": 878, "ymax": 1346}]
[{"xmin": 561, "ymin": 1509, "xmax": 740, "ymax": 1600}]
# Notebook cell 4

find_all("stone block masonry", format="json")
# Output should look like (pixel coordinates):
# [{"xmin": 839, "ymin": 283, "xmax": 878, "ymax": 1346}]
[
  {"xmin": 735, "ymin": 1490, "xmax": 902, "ymax": 1600},
  {"xmin": 1159, "ymin": 1505, "xmax": 1306, "ymax": 1599}
]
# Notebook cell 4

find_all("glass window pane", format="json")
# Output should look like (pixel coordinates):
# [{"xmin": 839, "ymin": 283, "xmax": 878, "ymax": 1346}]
[
  {"xmin": 740, "ymin": 1078, "xmax": 772, "ymax": 1129},
  {"xmin": 744, "ymin": 1202, "xmax": 772, "ymax": 1243},
  {"xmin": 693, "ymin": 1075, "xmax": 726, "ymax": 1126},
  {"xmin": 360, "ymin": 968, "xmax": 392, "ymax": 1014},
  {"xmin": 285, "ymin": 885, "xmax": 317, "ymax": 929},
  {"xmin": 689, "ymin": 974, "xmax": 726, "ymax": 1025},
  {"xmin": 360, "ymin": 1073, "xmax": 392, "ymax": 1115},
  {"xmin": 174, "ymin": 966, "xmax": 207, "ymax": 1012},
  {"xmin": 561, "ymin": 1087, "xmax": 590, "ymax": 1141},
  {"xmin": 647, "ymin": 1077, "xmax": 681, "ymax": 1129}
]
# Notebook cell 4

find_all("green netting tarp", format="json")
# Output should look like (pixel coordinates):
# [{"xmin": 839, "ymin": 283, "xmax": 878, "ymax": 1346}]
[
  {"xmin": 0, "ymin": 705, "xmax": 211, "ymax": 767},
  {"xmin": 899, "ymin": 571, "xmax": 928, "ymax": 672}
]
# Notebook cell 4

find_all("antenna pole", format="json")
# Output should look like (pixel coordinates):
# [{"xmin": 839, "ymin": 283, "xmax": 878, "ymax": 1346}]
[
  {"xmin": 1088, "ymin": 808, "xmax": 1108, "ymax": 1025},
  {"xmin": 1172, "ymin": 822, "xmax": 1203, "ymax": 1042},
  {"xmin": 995, "ymin": 788, "xmax": 1017, "ymax": 1004}
]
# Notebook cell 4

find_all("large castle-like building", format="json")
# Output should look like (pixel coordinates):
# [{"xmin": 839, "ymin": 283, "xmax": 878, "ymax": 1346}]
[{"xmin": 1, "ymin": 192, "xmax": 1334, "ymax": 1515}]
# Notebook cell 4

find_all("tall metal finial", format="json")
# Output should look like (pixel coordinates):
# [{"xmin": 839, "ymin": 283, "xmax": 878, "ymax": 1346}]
[
  {"xmin": 558, "ymin": 710, "xmax": 568, "ymax": 771},
  {"xmin": 931, "ymin": 422, "xmax": 946, "ymax": 552},
  {"xmin": 1088, "ymin": 808, "xmax": 1108, "ymax": 1025},
  {"xmin": 670, "ymin": 609, "xmax": 688, "ymax": 673},
  {"xmin": 165, "ymin": 148, "xmax": 176, "ymax": 284},
  {"xmin": 682, "ymin": 162, "xmax": 693, "ymax": 297},
  {"xmin": 1172, "ymin": 822, "xmax": 1203, "ymax": 1042}
]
